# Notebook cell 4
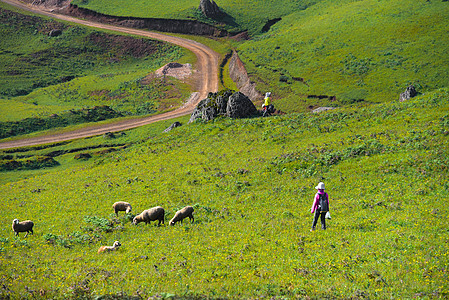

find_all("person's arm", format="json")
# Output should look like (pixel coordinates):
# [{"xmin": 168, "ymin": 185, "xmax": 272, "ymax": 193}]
[{"xmin": 311, "ymin": 194, "xmax": 318, "ymax": 213}]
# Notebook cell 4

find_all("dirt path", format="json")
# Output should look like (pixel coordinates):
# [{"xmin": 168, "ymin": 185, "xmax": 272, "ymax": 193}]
[{"xmin": 0, "ymin": 0, "xmax": 220, "ymax": 150}]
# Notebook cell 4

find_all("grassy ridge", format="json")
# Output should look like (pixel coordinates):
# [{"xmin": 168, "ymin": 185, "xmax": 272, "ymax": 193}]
[
  {"xmin": 0, "ymin": 89, "xmax": 448, "ymax": 298},
  {"xmin": 71, "ymin": 0, "xmax": 321, "ymax": 35}
]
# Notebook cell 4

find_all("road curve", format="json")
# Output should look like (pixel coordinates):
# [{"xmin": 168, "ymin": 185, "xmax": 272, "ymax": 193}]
[{"xmin": 0, "ymin": 0, "xmax": 220, "ymax": 150}]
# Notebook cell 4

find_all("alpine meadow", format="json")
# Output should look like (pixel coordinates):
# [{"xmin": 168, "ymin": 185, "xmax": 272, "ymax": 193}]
[{"xmin": 0, "ymin": 0, "xmax": 448, "ymax": 299}]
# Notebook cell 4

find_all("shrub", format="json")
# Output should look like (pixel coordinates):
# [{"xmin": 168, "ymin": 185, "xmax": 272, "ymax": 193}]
[{"xmin": 83, "ymin": 216, "xmax": 113, "ymax": 233}]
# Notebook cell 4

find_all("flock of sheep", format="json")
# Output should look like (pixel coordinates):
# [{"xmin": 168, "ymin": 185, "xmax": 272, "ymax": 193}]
[{"xmin": 12, "ymin": 201, "xmax": 195, "ymax": 254}]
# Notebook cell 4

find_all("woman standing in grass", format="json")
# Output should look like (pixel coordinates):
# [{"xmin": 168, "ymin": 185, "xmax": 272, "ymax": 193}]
[{"xmin": 310, "ymin": 182, "xmax": 329, "ymax": 231}]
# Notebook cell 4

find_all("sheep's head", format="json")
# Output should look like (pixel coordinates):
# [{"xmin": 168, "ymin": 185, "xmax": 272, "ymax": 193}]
[
  {"xmin": 169, "ymin": 220, "xmax": 175, "ymax": 226},
  {"xmin": 132, "ymin": 217, "xmax": 139, "ymax": 225},
  {"xmin": 12, "ymin": 219, "xmax": 19, "ymax": 225},
  {"xmin": 126, "ymin": 206, "xmax": 132, "ymax": 213},
  {"xmin": 113, "ymin": 241, "xmax": 121, "ymax": 247}
]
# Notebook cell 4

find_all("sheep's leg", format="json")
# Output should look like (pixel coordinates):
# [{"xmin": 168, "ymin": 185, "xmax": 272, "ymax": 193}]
[
  {"xmin": 24, "ymin": 232, "xmax": 28, "ymax": 238},
  {"xmin": 190, "ymin": 215, "xmax": 195, "ymax": 223}
]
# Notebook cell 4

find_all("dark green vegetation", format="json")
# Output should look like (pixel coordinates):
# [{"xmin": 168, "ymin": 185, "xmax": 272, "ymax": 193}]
[
  {"xmin": 0, "ymin": 105, "xmax": 122, "ymax": 139},
  {"xmin": 0, "ymin": 5, "xmax": 188, "ymax": 135},
  {"xmin": 1, "ymin": 88, "xmax": 448, "ymax": 299}
]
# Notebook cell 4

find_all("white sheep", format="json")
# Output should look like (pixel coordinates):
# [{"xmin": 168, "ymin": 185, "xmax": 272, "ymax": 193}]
[
  {"xmin": 12, "ymin": 219, "xmax": 34, "ymax": 237},
  {"xmin": 133, "ymin": 206, "xmax": 165, "ymax": 226},
  {"xmin": 98, "ymin": 241, "xmax": 121, "ymax": 253},
  {"xmin": 169, "ymin": 206, "xmax": 194, "ymax": 226},
  {"xmin": 112, "ymin": 201, "xmax": 132, "ymax": 216}
]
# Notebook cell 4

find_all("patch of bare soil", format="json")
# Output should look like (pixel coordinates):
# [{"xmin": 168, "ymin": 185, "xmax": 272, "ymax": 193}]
[
  {"xmin": 154, "ymin": 63, "xmax": 193, "ymax": 80},
  {"xmin": 22, "ymin": 0, "xmax": 70, "ymax": 10},
  {"xmin": 140, "ymin": 63, "xmax": 193, "ymax": 87}
]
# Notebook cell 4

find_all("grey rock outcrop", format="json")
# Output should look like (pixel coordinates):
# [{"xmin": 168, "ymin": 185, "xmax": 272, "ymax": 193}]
[
  {"xmin": 199, "ymin": 0, "xmax": 222, "ymax": 19},
  {"xmin": 163, "ymin": 121, "xmax": 182, "ymax": 132},
  {"xmin": 399, "ymin": 85, "xmax": 417, "ymax": 102},
  {"xmin": 226, "ymin": 92, "xmax": 258, "ymax": 118},
  {"xmin": 189, "ymin": 90, "xmax": 258, "ymax": 122}
]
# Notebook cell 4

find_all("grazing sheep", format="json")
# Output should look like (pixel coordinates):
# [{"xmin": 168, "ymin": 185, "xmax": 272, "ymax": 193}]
[
  {"xmin": 12, "ymin": 219, "xmax": 34, "ymax": 237},
  {"xmin": 169, "ymin": 206, "xmax": 194, "ymax": 226},
  {"xmin": 112, "ymin": 201, "xmax": 132, "ymax": 216},
  {"xmin": 98, "ymin": 241, "xmax": 121, "ymax": 253},
  {"xmin": 133, "ymin": 206, "xmax": 165, "ymax": 226}
]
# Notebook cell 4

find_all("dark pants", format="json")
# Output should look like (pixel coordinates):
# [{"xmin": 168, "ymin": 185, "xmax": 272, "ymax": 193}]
[{"xmin": 312, "ymin": 210, "xmax": 326, "ymax": 229}]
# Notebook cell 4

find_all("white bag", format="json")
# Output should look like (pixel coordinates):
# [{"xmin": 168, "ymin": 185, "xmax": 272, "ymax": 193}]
[{"xmin": 325, "ymin": 212, "xmax": 331, "ymax": 219}]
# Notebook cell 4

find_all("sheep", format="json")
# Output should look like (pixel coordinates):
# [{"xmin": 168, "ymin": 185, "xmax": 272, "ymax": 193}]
[
  {"xmin": 133, "ymin": 206, "xmax": 165, "ymax": 226},
  {"xmin": 169, "ymin": 206, "xmax": 194, "ymax": 226},
  {"xmin": 112, "ymin": 201, "xmax": 132, "ymax": 216},
  {"xmin": 98, "ymin": 241, "xmax": 121, "ymax": 253},
  {"xmin": 12, "ymin": 219, "xmax": 34, "ymax": 237}
]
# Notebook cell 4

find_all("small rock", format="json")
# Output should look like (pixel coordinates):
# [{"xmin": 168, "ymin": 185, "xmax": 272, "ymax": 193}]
[
  {"xmin": 163, "ymin": 121, "xmax": 182, "ymax": 132},
  {"xmin": 49, "ymin": 29, "xmax": 62, "ymax": 37},
  {"xmin": 399, "ymin": 85, "xmax": 417, "ymax": 102}
]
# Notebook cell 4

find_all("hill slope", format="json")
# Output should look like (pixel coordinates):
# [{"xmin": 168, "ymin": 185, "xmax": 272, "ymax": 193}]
[
  {"xmin": 237, "ymin": 0, "xmax": 449, "ymax": 111},
  {"xmin": 1, "ymin": 88, "xmax": 448, "ymax": 299},
  {"xmin": 67, "ymin": 0, "xmax": 449, "ymax": 113}
]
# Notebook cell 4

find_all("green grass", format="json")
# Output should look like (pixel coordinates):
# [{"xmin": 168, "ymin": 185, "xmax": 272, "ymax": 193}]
[
  {"xmin": 0, "ymin": 88, "xmax": 448, "ymax": 298},
  {"xmin": 236, "ymin": 0, "xmax": 449, "ymax": 111},
  {"xmin": 0, "ymin": 6, "xmax": 188, "ymax": 123},
  {"xmin": 71, "ymin": 0, "xmax": 321, "ymax": 35},
  {"xmin": 1, "ymin": 1, "xmax": 449, "ymax": 297},
  {"xmin": 67, "ymin": 0, "xmax": 449, "ymax": 113}
]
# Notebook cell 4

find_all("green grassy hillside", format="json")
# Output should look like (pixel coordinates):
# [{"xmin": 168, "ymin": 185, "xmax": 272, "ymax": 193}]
[
  {"xmin": 71, "ymin": 0, "xmax": 320, "ymax": 35},
  {"xmin": 1, "ymin": 89, "xmax": 448, "ymax": 299},
  {"xmin": 68, "ymin": 0, "xmax": 449, "ymax": 113},
  {"xmin": 237, "ymin": 0, "xmax": 449, "ymax": 111},
  {"xmin": 0, "ymin": 5, "xmax": 188, "ymax": 127}
]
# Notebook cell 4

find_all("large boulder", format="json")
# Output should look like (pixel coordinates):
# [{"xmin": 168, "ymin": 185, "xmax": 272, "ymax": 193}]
[
  {"xmin": 226, "ymin": 92, "xmax": 258, "ymax": 119},
  {"xmin": 189, "ymin": 90, "xmax": 258, "ymax": 122},
  {"xmin": 199, "ymin": 0, "xmax": 222, "ymax": 19},
  {"xmin": 189, "ymin": 98, "xmax": 217, "ymax": 123},
  {"xmin": 399, "ymin": 85, "xmax": 417, "ymax": 102}
]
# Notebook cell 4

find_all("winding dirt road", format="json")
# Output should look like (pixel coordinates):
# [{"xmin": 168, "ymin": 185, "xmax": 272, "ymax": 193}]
[{"xmin": 0, "ymin": 0, "xmax": 220, "ymax": 150}]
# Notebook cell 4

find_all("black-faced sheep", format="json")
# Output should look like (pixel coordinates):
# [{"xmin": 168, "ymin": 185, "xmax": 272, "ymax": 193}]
[
  {"xmin": 133, "ymin": 206, "xmax": 165, "ymax": 226},
  {"xmin": 112, "ymin": 201, "xmax": 132, "ymax": 216},
  {"xmin": 98, "ymin": 241, "xmax": 121, "ymax": 253},
  {"xmin": 12, "ymin": 219, "xmax": 34, "ymax": 237},
  {"xmin": 169, "ymin": 206, "xmax": 194, "ymax": 226}
]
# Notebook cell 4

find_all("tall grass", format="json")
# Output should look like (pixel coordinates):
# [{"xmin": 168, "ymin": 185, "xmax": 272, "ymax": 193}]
[{"xmin": 1, "ymin": 88, "xmax": 448, "ymax": 299}]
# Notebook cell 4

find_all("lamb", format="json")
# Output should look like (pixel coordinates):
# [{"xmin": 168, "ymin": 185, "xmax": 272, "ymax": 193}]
[
  {"xmin": 169, "ymin": 206, "xmax": 194, "ymax": 226},
  {"xmin": 98, "ymin": 241, "xmax": 121, "ymax": 253},
  {"xmin": 12, "ymin": 219, "xmax": 34, "ymax": 237},
  {"xmin": 133, "ymin": 206, "xmax": 165, "ymax": 226},
  {"xmin": 112, "ymin": 201, "xmax": 132, "ymax": 216}
]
